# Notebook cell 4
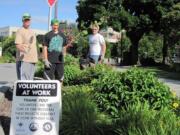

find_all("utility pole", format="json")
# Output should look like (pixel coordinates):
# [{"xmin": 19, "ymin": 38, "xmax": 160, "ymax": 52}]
[
  {"xmin": 55, "ymin": 0, "xmax": 58, "ymax": 19},
  {"xmin": 48, "ymin": 6, "xmax": 52, "ymax": 31},
  {"xmin": 47, "ymin": 0, "xmax": 57, "ymax": 31}
]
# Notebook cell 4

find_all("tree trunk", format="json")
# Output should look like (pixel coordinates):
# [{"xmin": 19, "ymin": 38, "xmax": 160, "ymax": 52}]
[
  {"xmin": 124, "ymin": 30, "xmax": 143, "ymax": 65},
  {"xmin": 162, "ymin": 35, "xmax": 168, "ymax": 64},
  {"xmin": 130, "ymin": 41, "xmax": 139, "ymax": 65}
]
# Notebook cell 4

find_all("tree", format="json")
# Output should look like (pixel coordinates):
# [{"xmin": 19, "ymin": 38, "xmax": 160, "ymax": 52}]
[
  {"xmin": 0, "ymin": 36, "xmax": 16, "ymax": 57},
  {"xmin": 119, "ymin": 0, "xmax": 179, "ymax": 64},
  {"xmin": 76, "ymin": 0, "xmax": 122, "ymax": 30},
  {"xmin": 76, "ymin": 0, "xmax": 178, "ymax": 65},
  {"xmin": 161, "ymin": 2, "xmax": 180, "ymax": 64},
  {"xmin": 0, "ymin": 36, "xmax": 16, "ymax": 63},
  {"xmin": 139, "ymin": 32, "xmax": 163, "ymax": 65}
]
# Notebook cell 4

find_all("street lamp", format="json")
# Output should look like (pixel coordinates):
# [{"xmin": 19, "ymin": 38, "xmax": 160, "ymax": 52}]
[{"xmin": 120, "ymin": 29, "xmax": 126, "ymax": 65}]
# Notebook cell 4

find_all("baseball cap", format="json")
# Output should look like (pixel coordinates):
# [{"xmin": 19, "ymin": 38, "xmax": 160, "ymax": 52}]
[
  {"xmin": 51, "ymin": 19, "xmax": 59, "ymax": 25},
  {"xmin": 22, "ymin": 13, "xmax": 31, "ymax": 21}
]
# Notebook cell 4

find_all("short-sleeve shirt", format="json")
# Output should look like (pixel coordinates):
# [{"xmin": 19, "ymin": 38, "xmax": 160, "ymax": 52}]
[
  {"xmin": 88, "ymin": 33, "xmax": 105, "ymax": 56},
  {"xmin": 15, "ymin": 27, "xmax": 38, "ymax": 63},
  {"xmin": 43, "ymin": 31, "xmax": 67, "ymax": 63}
]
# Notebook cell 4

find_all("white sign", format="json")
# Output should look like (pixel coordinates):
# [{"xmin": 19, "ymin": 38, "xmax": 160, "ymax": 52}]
[{"xmin": 10, "ymin": 80, "xmax": 61, "ymax": 135}]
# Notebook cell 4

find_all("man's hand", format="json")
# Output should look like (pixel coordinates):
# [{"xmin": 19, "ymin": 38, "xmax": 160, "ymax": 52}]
[
  {"xmin": 99, "ymin": 54, "xmax": 105, "ymax": 61},
  {"xmin": 16, "ymin": 44, "xmax": 28, "ymax": 53},
  {"xmin": 101, "ymin": 54, "xmax": 105, "ymax": 60},
  {"xmin": 98, "ymin": 54, "xmax": 105, "ymax": 64},
  {"xmin": 44, "ymin": 59, "xmax": 52, "ymax": 69}
]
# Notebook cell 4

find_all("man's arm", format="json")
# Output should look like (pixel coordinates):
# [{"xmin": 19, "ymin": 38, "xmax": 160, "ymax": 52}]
[
  {"xmin": 62, "ymin": 34, "xmax": 73, "ymax": 56},
  {"xmin": 63, "ymin": 44, "xmax": 72, "ymax": 56},
  {"xmin": 43, "ymin": 46, "xmax": 48, "ymax": 60},
  {"xmin": 16, "ymin": 44, "xmax": 28, "ymax": 53}
]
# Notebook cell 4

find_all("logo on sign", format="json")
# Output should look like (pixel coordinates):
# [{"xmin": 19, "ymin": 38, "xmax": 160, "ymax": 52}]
[
  {"xmin": 29, "ymin": 122, "xmax": 39, "ymax": 132},
  {"xmin": 43, "ymin": 122, "xmax": 53, "ymax": 132},
  {"xmin": 18, "ymin": 122, "xmax": 23, "ymax": 127},
  {"xmin": 16, "ymin": 122, "xmax": 25, "ymax": 133}
]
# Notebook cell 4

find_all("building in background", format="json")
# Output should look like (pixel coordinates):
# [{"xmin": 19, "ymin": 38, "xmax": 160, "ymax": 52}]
[
  {"xmin": 0, "ymin": 26, "xmax": 47, "ymax": 37},
  {"xmin": 100, "ymin": 27, "xmax": 121, "ymax": 43}
]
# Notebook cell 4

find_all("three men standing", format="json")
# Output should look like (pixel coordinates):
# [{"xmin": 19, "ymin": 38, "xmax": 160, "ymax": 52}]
[{"xmin": 15, "ymin": 14, "xmax": 105, "ymax": 81}]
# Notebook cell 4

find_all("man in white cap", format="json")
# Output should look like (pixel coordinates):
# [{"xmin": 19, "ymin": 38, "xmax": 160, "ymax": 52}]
[{"xmin": 15, "ymin": 13, "xmax": 38, "ymax": 80}]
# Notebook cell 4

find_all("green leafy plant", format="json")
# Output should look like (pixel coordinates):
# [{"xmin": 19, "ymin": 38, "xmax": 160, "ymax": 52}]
[
  {"xmin": 64, "ymin": 64, "xmax": 82, "ymax": 86},
  {"xmin": 139, "ymin": 32, "xmax": 163, "ymax": 65},
  {"xmin": 0, "ymin": 36, "xmax": 16, "ymax": 63},
  {"xmin": 61, "ymin": 86, "xmax": 113, "ymax": 135},
  {"xmin": 114, "ymin": 102, "xmax": 180, "ymax": 135},
  {"xmin": 64, "ymin": 54, "xmax": 79, "ymax": 66},
  {"xmin": 34, "ymin": 60, "xmax": 44, "ymax": 78},
  {"xmin": 64, "ymin": 64, "xmax": 113, "ymax": 86},
  {"xmin": 63, "ymin": 54, "xmax": 82, "ymax": 85},
  {"xmin": 92, "ymin": 68, "xmax": 174, "ymax": 118}
]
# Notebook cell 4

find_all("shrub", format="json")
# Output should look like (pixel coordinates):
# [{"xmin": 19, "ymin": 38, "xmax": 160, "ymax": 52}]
[
  {"xmin": 0, "ymin": 36, "xmax": 16, "ymax": 58},
  {"xmin": 64, "ymin": 54, "xmax": 79, "ymax": 66},
  {"xmin": 74, "ymin": 64, "xmax": 113, "ymax": 85},
  {"xmin": 64, "ymin": 64, "xmax": 113, "ymax": 86},
  {"xmin": 64, "ymin": 64, "xmax": 82, "ymax": 86},
  {"xmin": 63, "ymin": 54, "xmax": 81, "ymax": 85},
  {"xmin": 34, "ymin": 60, "xmax": 44, "ymax": 78},
  {"xmin": 92, "ymin": 68, "xmax": 174, "ymax": 118},
  {"xmin": 139, "ymin": 32, "xmax": 163, "ymax": 65},
  {"xmin": 114, "ymin": 102, "xmax": 180, "ymax": 135},
  {"xmin": 0, "ymin": 54, "xmax": 15, "ymax": 63},
  {"xmin": 60, "ymin": 86, "xmax": 113, "ymax": 135}
]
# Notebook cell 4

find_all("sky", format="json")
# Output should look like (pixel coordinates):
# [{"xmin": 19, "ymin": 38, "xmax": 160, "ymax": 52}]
[{"xmin": 0, "ymin": 0, "xmax": 78, "ymax": 30}]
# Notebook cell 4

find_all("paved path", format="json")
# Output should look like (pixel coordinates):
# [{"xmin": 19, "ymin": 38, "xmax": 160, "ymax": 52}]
[
  {"xmin": 0, "ymin": 63, "xmax": 17, "ymax": 83},
  {"xmin": 159, "ymin": 78, "xmax": 180, "ymax": 97}
]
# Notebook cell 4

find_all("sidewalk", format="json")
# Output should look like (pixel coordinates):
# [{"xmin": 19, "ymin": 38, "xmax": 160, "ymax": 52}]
[
  {"xmin": 0, "ymin": 63, "xmax": 17, "ymax": 83},
  {"xmin": 159, "ymin": 78, "xmax": 180, "ymax": 97}
]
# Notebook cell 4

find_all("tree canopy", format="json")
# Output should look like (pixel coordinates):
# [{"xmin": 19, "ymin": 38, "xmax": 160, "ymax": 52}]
[{"xmin": 76, "ymin": 0, "xmax": 179, "ymax": 65}]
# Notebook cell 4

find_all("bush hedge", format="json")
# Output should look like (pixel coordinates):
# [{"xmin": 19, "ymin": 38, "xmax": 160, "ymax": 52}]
[
  {"xmin": 61, "ymin": 85, "xmax": 180, "ymax": 135},
  {"xmin": 61, "ymin": 86, "xmax": 114, "ymax": 135},
  {"xmin": 92, "ymin": 68, "xmax": 174, "ymax": 118},
  {"xmin": 114, "ymin": 102, "xmax": 180, "ymax": 135}
]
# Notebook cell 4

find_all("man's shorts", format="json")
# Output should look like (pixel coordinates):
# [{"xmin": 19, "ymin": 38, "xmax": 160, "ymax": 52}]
[{"xmin": 43, "ymin": 63, "xmax": 64, "ymax": 82}]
